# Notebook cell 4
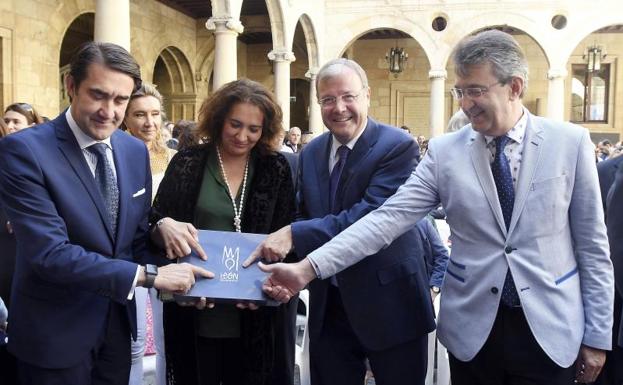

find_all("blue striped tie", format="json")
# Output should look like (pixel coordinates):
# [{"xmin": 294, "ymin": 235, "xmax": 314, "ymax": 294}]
[
  {"xmin": 330, "ymin": 145, "xmax": 351, "ymax": 213},
  {"xmin": 492, "ymin": 136, "xmax": 520, "ymax": 307},
  {"xmin": 88, "ymin": 143, "xmax": 119, "ymax": 237}
]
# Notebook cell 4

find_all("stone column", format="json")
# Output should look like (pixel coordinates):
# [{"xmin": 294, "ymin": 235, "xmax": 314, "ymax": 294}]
[
  {"xmin": 306, "ymin": 67, "xmax": 322, "ymax": 134},
  {"xmin": 269, "ymin": 49, "xmax": 295, "ymax": 130},
  {"xmin": 547, "ymin": 68, "xmax": 567, "ymax": 121},
  {"xmin": 429, "ymin": 69, "xmax": 447, "ymax": 137},
  {"xmin": 206, "ymin": 17, "xmax": 244, "ymax": 90},
  {"xmin": 94, "ymin": 0, "xmax": 130, "ymax": 50}
]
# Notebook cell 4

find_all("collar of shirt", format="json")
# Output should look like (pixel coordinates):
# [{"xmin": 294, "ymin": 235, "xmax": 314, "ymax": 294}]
[
  {"xmin": 65, "ymin": 108, "xmax": 113, "ymax": 151},
  {"xmin": 329, "ymin": 120, "xmax": 367, "ymax": 171},
  {"xmin": 483, "ymin": 106, "xmax": 528, "ymax": 146}
]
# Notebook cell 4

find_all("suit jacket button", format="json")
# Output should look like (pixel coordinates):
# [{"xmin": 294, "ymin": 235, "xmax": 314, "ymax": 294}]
[
  {"xmin": 491, "ymin": 287, "xmax": 499, "ymax": 294},
  {"xmin": 504, "ymin": 246, "xmax": 513, "ymax": 254}
]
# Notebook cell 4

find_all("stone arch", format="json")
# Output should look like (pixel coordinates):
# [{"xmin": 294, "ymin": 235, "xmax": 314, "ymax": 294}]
[
  {"xmin": 264, "ymin": 0, "xmax": 286, "ymax": 49},
  {"xmin": 153, "ymin": 46, "xmax": 198, "ymax": 122},
  {"xmin": 331, "ymin": 15, "xmax": 434, "ymax": 69},
  {"xmin": 50, "ymin": 1, "xmax": 96, "ymax": 112},
  {"xmin": 561, "ymin": 17, "xmax": 623, "ymax": 66},
  {"xmin": 563, "ymin": 22, "xmax": 623, "ymax": 138},
  {"xmin": 296, "ymin": 13, "xmax": 320, "ymax": 69},
  {"xmin": 448, "ymin": 13, "xmax": 551, "ymax": 68},
  {"xmin": 337, "ymin": 25, "xmax": 435, "ymax": 134},
  {"xmin": 449, "ymin": 22, "xmax": 551, "ymax": 117},
  {"xmin": 58, "ymin": 12, "xmax": 95, "ymax": 110}
]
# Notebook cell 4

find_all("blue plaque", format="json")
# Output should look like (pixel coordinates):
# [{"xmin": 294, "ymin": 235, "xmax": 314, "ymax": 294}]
[{"xmin": 174, "ymin": 230, "xmax": 278, "ymax": 306}]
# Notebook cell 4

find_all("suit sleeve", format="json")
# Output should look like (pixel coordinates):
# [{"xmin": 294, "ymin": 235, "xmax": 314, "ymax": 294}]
[
  {"xmin": 423, "ymin": 219, "xmax": 449, "ymax": 288},
  {"xmin": 568, "ymin": 129, "xmax": 614, "ymax": 350},
  {"xmin": 607, "ymin": 168, "xmax": 623, "ymax": 299},
  {"xmin": 305, "ymin": 136, "xmax": 442, "ymax": 278},
  {"xmin": 0, "ymin": 136, "xmax": 137, "ymax": 304}
]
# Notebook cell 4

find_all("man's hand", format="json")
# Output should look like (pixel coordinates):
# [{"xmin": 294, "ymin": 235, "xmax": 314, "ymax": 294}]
[
  {"xmin": 259, "ymin": 258, "xmax": 317, "ymax": 303},
  {"xmin": 153, "ymin": 263, "xmax": 213, "ymax": 294},
  {"xmin": 243, "ymin": 225, "xmax": 292, "ymax": 267},
  {"xmin": 574, "ymin": 345, "xmax": 606, "ymax": 383},
  {"xmin": 153, "ymin": 217, "xmax": 207, "ymax": 260}
]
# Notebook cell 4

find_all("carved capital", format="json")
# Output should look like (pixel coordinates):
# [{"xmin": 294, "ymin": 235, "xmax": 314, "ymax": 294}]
[
  {"xmin": 305, "ymin": 67, "xmax": 319, "ymax": 79},
  {"xmin": 268, "ymin": 49, "xmax": 296, "ymax": 63},
  {"xmin": 547, "ymin": 68, "xmax": 568, "ymax": 80},
  {"xmin": 206, "ymin": 17, "xmax": 244, "ymax": 34},
  {"xmin": 428, "ymin": 69, "xmax": 447, "ymax": 80}
]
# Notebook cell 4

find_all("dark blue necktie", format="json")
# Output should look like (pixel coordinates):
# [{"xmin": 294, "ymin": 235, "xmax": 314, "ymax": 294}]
[
  {"xmin": 88, "ymin": 143, "xmax": 119, "ymax": 237},
  {"xmin": 329, "ymin": 145, "xmax": 350, "ymax": 212},
  {"xmin": 492, "ymin": 136, "xmax": 520, "ymax": 307}
]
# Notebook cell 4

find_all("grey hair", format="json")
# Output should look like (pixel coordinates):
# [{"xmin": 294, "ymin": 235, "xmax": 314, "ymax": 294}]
[
  {"xmin": 452, "ymin": 30, "xmax": 529, "ymax": 97},
  {"xmin": 447, "ymin": 109, "xmax": 471, "ymax": 132},
  {"xmin": 315, "ymin": 58, "xmax": 369, "ymax": 97}
]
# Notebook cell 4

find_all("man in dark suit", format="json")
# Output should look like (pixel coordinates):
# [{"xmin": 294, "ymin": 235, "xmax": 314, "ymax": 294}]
[
  {"xmin": 248, "ymin": 58, "xmax": 435, "ymax": 385},
  {"xmin": 597, "ymin": 156, "xmax": 623, "ymax": 385},
  {"xmin": 0, "ymin": 42, "xmax": 210, "ymax": 385}
]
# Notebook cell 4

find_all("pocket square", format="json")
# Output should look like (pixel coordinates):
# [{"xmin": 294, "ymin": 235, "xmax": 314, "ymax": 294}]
[{"xmin": 132, "ymin": 188, "xmax": 146, "ymax": 198}]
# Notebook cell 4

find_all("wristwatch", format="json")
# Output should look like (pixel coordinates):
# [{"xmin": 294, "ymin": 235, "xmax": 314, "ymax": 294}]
[
  {"xmin": 144, "ymin": 264, "xmax": 158, "ymax": 289},
  {"xmin": 431, "ymin": 286, "xmax": 441, "ymax": 294}
]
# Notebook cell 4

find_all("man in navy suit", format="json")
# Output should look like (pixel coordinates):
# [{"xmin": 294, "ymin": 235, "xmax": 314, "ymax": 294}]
[
  {"xmin": 0, "ymin": 42, "xmax": 210, "ymax": 385},
  {"xmin": 596, "ymin": 156, "xmax": 623, "ymax": 385},
  {"xmin": 248, "ymin": 58, "xmax": 435, "ymax": 385}
]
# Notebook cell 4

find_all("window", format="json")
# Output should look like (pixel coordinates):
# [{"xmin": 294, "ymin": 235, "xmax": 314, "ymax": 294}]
[{"xmin": 571, "ymin": 64, "xmax": 610, "ymax": 123}]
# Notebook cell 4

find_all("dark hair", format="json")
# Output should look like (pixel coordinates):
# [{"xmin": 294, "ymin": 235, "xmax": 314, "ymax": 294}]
[
  {"xmin": 452, "ymin": 30, "xmax": 529, "ymax": 97},
  {"xmin": 197, "ymin": 78, "xmax": 282, "ymax": 155},
  {"xmin": 4, "ymin": 102, "xmax": 44, "ymax": 125},
  {"xmin": 0, "ymin": 118, "xmax": 9, "ymax": 138},
  {"xmin": 69, "ymin": 41, "xmax": 142, "ymax": 93},
  {"xmin": 175, "ymin": 120, "xmax": 200, "ymax": 152}
]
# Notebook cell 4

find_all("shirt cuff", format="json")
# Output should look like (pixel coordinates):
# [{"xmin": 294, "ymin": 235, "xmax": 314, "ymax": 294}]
[
  {"xmin": 307, "ymin": 257, "xmax": 323, "ymax": 280},
  {"xmin": 127, "ymin": 266, "xmax": 141, "ymax": 300}
]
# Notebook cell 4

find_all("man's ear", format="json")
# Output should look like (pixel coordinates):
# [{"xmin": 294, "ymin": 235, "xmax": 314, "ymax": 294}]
[
  {"xmin": 509, "ymin": 76, "xmax": 524, "ymax": 100},
  {"xmin": 65, "ymin": 74, "xmax": 75, "ymax": 101}
]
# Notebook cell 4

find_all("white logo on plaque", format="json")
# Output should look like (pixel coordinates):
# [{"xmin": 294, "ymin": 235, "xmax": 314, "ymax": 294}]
[{"xmin": 220, "ymin": 246, "xmax": 239, "ymax": 282}]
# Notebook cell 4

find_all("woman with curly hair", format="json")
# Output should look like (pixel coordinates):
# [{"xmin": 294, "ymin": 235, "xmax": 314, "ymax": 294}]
[{"xmin": 150, "ymin": 78, "xmax": 296, "ymax": 385}]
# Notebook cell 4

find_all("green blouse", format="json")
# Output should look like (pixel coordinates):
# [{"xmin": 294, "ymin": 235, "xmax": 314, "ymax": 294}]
[{"xmin": 193, "ymin": 150, "xmax": 255, "ymax": 338}]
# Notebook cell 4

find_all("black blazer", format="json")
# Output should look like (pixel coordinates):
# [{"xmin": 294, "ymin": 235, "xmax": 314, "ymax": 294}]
[{"xmin": 0, "ymin": 206, "xmax": 16, "ymax": 309}]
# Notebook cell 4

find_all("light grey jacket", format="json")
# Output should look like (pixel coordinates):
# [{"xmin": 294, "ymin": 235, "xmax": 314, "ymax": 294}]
[{"xmin": 307, "ymin": 112, "xmax": 614, "ymax": 367}]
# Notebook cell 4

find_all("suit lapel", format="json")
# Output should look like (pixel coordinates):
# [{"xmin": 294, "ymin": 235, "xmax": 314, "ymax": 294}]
[
  {"xmin": 508, "ymin": 113, "xmax": 544, "ymax": 235},
  {"xmin": 111, "ymin": 132, "xmax": 128, "ymax": 251},
  {"xmin": 55, "ymin": 116, "xmax": 114, "ymax": 242},
  {"xmin": 469, "ymin": 129, "xmax": 507, "ymax": 235},
  {"xmin": 340, "ymin": 119, "xmax": 377, "ymax": 197},
  {"xmin": 313, "ymin": 133, "xmax": 332, "ymax": 214}
]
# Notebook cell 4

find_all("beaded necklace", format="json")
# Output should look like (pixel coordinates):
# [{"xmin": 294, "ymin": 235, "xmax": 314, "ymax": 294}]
[{"xmin": 216, "ymin": 147, "xmax": 249, "ymax": 232}]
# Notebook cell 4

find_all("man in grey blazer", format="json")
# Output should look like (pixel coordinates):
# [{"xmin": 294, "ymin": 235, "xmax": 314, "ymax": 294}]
[{"xmin": 259, "ymin": 30, "xmax": 614, "ymax": 385}]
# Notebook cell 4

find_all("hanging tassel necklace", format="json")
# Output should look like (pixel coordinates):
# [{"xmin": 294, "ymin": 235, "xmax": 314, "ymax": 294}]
[{"xmin": 216, "ymin": 147, "xmax": 249, "ymax": 232}]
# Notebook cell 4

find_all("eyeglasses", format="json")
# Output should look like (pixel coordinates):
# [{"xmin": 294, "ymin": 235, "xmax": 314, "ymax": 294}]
[
  {"xmin": 318, "ymin": 87, "xmax": 367, "ymax": 107},
  {"xmin": 450, "ymin": 82, "xmax": 502, "ymax": 99}
]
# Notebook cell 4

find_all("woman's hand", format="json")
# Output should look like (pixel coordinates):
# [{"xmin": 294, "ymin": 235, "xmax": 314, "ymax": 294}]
[{"xmin": 152, "ymin": 217, "xmax": 207, "ymax": 260}]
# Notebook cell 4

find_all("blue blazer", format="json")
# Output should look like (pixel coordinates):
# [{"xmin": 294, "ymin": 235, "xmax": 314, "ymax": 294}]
[
  {"xmin": 0, "ymin": 114, "xmax": 152, "ymax": 368},
  {"xmin": 291, "ymin": 118, "xmax": 435, "ymax": 351},
  {"xmin": 601, "ymin": 157, "xmax": 623, "ymax": 347}
]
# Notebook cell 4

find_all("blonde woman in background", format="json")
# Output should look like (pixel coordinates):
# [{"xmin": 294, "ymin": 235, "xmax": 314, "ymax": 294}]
[{"xmin": 123, "ymin": 82, "xmax": 174, "ymax": 385}]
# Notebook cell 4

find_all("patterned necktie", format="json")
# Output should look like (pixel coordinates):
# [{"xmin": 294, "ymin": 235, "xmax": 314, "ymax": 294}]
[
  {"xmin": 87, "ymin": 143, "xmax": 119, "ymax": 237},
  {"xmin": 492, "ymin": 136, "xmax": 520, "ymax": 307},
  {"xmin": 329, "ymin": 145, "xmax": 351, "ymax": 212}
]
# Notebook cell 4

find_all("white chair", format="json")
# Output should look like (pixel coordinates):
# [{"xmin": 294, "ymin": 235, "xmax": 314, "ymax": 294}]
[{"xmin": 295, "ymin": 289, "xmax": 310, "ymax": 385}]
